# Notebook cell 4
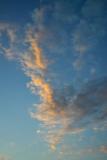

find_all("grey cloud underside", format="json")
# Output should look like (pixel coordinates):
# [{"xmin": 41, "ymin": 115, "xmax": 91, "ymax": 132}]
[{"xmin": 53, "ymin": 77, "xmax": 107, "ymax": 131}]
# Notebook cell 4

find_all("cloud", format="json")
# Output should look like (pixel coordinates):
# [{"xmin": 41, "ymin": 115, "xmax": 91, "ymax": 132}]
[
  {"xmin": 99, "ymin": 145, "xmax": 107, "ymax": 154},
  {"xmin": 1, "ymin": 0, "xmax": 107, "ymax": 151},
  {"xmin": 72, "ymin": 0, "xmax": 107, "ymax": 70},
  {"xmin": 58, "ymin": 145, "xmax": 107, "ymax": 158},
  {"xmin": 0, "ymin": 155, "xmax": 11, "ymax": 160},
  {"xmin": 17, "ymin": 0, "xmax": 107, "ymax": 149},
  {"xmin": 30, "ymin": 0, "xmax": 107, "ymax": 73},
  {"xmin": 30, "ymin": 76, "xmax": 107, "ymax": 149},
  {"xmin": 73, "ymin": 58, "xmax": 84, "ymax": 70},
  {"xmin": 0, "ymin": 22, "xmax": 20, "ymax": 60},
  {"xmin": 71, "ymin": 77, "xmax": 107, "ymax": 125},
  {"xmin": 73, "ymin": 0, "xmax": 107, "ymax": 51},
  {"xmin": 22, "ymin": 30, "xmax": 47, "ymax": 70}
]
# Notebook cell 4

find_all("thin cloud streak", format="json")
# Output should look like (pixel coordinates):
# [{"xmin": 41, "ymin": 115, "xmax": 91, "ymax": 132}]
[{"xmin": 0, "ymin": 22, "xmax": 18, "ymax": 60}]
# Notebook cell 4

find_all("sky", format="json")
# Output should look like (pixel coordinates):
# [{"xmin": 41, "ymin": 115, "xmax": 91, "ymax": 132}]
[{"xmin": 0, "ymin": 0, "xmax": 107, "ymax": 160}]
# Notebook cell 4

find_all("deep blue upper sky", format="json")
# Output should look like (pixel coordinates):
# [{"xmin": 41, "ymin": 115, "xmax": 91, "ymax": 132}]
[{"xmin": 0, "ymin": 0, "xmax": 40, "ymax": 23}]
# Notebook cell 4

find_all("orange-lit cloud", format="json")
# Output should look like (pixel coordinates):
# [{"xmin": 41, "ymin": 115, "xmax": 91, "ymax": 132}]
[{"xmin": 27, "ymin": 35, "xmax": 46, "ymax": 70}]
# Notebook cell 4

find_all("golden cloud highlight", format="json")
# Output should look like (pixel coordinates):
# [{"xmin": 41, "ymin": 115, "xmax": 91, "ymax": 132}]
[{"xmin": 21, "ymin": 32, "xmax": 59, "ymax": 141}]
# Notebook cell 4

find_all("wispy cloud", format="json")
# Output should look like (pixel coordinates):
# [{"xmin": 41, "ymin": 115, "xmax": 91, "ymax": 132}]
[
  {"xmin": 0, "ymin": 22, "xmax": 18, "ymax": 60},
  {"xmin": 26, "ymin": 0, "xmax": 107, "ymax": 149},
  {"xmin": 0, "ymin": 0, "xmax": 107, "ymax": 152}
]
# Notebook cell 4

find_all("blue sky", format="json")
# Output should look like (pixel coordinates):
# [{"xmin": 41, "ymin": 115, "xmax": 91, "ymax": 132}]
[
  {"xmin": 0, "ymin": 0, "xmax": 107, "ymax": 160},
  {"xmin": 0, "ymin": 0, "xmax": 39, "ymax": 23}
]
